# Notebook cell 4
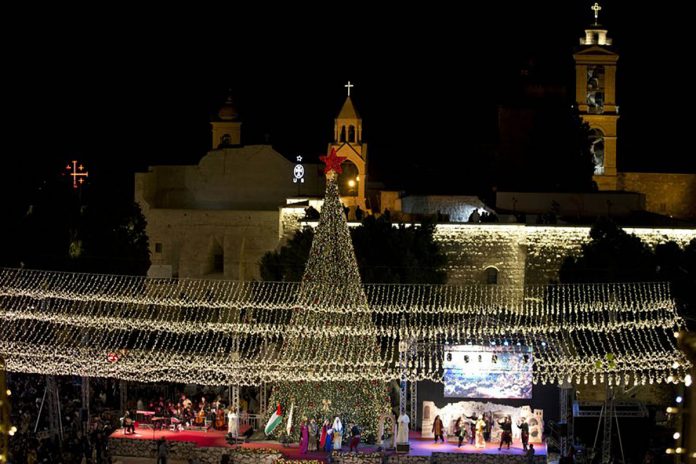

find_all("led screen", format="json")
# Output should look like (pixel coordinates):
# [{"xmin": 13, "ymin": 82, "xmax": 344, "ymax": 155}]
[{"xmin": 443, "ymin": 345, "xmax": 533, "ymax": 399}]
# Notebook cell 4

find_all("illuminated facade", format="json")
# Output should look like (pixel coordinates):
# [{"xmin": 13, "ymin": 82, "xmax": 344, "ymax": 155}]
[
  {"xmin": 574, "ymin": 19, "xmax": 619, "ymax": 189},
  {"xmin": 328, "ymin": 95, "xmax": 368, "ymax": 209},
  {"xmin": 573, "ymin": 8, "xmax": 696, "ymax": 219}
]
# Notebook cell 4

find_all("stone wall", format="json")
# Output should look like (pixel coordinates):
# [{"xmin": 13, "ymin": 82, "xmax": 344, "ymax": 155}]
[
  {"xmin": 436, "ymin": 224, "xmax": 696, "ymax": 286},
  {"xmin": 331, "ymin": 451, "xmax": 383, "ymax": 463},
  {"xmin": 433, "ymin": 225, "xmax": 527, "ymax": 287},
  {"xmin": 108, "ymin": 438, "xmax": 286, "ymax": 464},
  {"xmin": 620, "ymin": 172, "xmax": 696, "ymax": 220},
  {"xmin": 386, "ymin": 455, "xmax": 430, "ymax": 463},
  {"xmin": 143, "ymin": 201, "xmax": 696, "ymax": 284},
  {"xmin": 109, "ymin": 439, "xmax": 550, "ymax": 464},
  {"xmin": 144, "ymin": 208, "xmax": 281, "ymax": 279}
]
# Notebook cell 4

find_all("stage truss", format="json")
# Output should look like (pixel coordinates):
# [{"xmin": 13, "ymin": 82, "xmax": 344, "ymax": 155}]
[{"xmin": 0, "ymin": 268, "xmax": 690, "ymax": 386}]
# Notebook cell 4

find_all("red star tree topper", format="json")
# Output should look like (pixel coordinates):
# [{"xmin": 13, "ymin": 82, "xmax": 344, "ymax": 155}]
[{"xmin": 319, "ymin": 147, "xmax": 347, "ymax": 175}]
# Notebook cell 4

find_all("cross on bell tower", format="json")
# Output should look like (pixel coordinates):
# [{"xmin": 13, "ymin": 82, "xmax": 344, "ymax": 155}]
[
  {"xmin": 591, "ymin": 2, "xmax": 602, "ymax": 25},
  {"xmin": 344, "ymin": 81, "xmax": 354, "ymax": 97}
]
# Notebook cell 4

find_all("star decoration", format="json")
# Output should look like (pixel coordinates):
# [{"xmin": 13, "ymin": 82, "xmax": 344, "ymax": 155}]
[
  {"xmin": 319, "ymin": 148, "xmax": 347, "ymax": 175},
  {"xmin": 321, "ymin": 399, "xmax": 332, "ymax": 412},
  {"xmin": 296, "ymin": 155, "xmax": 303, "ymax": 162}
]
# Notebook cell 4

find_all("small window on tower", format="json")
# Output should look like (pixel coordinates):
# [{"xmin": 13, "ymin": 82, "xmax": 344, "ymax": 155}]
[
  {"xmin": 348, "ymin": 125, "xmax": 356, "ymax": 143},
  {"xmin": 155, "ymin": 243, "xmax": 163, "ymax": 253},
  {"xmin": 340, "ymin": 126, "xmax": 347, "ymax": 143}
]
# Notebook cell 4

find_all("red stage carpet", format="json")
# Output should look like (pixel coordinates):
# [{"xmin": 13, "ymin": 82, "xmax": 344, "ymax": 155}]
[{"xmin": 110, "ymin": 428, "xmax": 546, "ymax": 461}]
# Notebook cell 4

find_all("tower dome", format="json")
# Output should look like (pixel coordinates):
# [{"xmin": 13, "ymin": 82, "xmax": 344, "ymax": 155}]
[{"xmin": 218, "ymin": 95, "xmax": 239, "ymax": 121}]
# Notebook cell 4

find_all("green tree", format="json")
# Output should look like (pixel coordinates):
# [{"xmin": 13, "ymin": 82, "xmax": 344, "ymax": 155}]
[
  {"xmin": 560, "ymin": 219, "xmax": 696, "ymax": 326},
  {"xmin": 3, "ymin": 175, "xmax": 150, "ymax": 275},
  {"xmin": 259, "ymin": 215, "xmax": 447, "ymax": 284}
]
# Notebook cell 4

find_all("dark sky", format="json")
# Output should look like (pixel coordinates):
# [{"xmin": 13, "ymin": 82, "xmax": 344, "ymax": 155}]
[{"xmin": 4, "ymin": 2, "xmax": 692, "ymax": 206}]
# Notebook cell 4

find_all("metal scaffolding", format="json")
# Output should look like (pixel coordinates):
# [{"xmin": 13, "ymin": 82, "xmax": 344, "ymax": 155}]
[
  {"xmin": 44, "ymin": 376, "xmax": 62, "ymax": 440},
  {"xmin": 559, "ymin": 383, "xmax": 574, "ymax": 456},
  {"xmin": 119, "ymin": 380, "xmax": 128, "ymax": 414},
  {"xmin": 81, "ymin": 376, "xmax": 90, "ymax": 434}
]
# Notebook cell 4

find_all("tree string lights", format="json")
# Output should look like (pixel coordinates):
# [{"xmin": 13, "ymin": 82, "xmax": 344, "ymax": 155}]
[{"xmin": 268, "ymin": 166, "xmax": 390, "ymax": 441}]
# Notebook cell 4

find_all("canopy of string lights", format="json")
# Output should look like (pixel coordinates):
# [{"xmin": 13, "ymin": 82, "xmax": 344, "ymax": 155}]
[{"xmin": 0, "ymin": 268, "xmax": 688, "ymax": 386}]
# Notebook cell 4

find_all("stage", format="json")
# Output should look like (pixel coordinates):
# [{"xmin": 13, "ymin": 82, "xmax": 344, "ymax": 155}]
[{"xmin": 109, "ymin": 427, "xmax": 547, "ymax": 461}]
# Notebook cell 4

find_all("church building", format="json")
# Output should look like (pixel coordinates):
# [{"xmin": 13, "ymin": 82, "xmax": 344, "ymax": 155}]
[{"xmin": 135, "ymin": 6, "xmax": 696, "ymax": 285}]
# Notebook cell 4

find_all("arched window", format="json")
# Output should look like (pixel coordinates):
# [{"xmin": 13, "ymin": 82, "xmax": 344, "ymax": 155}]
[
  {"xmin": 586, "ymin": 66, "xmax": 605, "ymax": 113},
  {"xmin": 589, "ymin": 128, "xmax": 605, "ymax": 175},
  {"xmin": 340, "ymin": 126, "xmax": 347, "ymax": 143},
  {"xmin": 485, "ymin": 267, "xmax": 498, "ymax": 285},
  {"xmin": 348, "ymin": 125, "xmax": 356, "ymax": 143},
  {"xmin": 219, "ymin": 134, "xmax": 232, "ymax": 148}
]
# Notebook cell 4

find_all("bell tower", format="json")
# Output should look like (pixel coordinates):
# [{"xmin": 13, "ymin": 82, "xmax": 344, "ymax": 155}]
[
  {"xmin": 328, "ymin": 81, "xmax": 368, "ymax": 208},
  {"xmin": 573, "ymin": 2, "xmax": 619, "ymax": 191},
  {"xmin": 211, "ymin": 92, "xmax": 242, "ymax": 149}
]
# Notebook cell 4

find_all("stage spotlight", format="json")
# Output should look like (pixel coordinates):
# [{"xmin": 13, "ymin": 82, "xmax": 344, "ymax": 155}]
[
  {"xmin": 503, "ymin": 340, "xmax": 509, "ymax": 346},
  {"xmin": 492, "ymin": 355, "xmax": 498, "ymax": 363},
  {"xmin": 446, "ymin": 353, "xmax": 452, "ymax": 362},
  {"xmin": 464, "ymin": 355, "xmax": 470, "ymax": 363}
]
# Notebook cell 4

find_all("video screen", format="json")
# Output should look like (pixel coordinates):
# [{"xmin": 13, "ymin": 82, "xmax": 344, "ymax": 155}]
[{"xmin": 443, "ymin": 345, "xmax": 533, "ymax": 399}]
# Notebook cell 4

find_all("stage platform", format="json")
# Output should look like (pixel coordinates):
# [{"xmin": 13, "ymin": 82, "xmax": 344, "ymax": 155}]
[{"xmin": 109, "ymin": 427, "xmax": 547, "ymax": 462}]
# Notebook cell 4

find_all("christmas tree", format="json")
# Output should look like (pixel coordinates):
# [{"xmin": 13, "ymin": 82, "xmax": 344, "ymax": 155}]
[{"xmin": 267, "ymin": 149, "xmax": 390, "ymax": 442}]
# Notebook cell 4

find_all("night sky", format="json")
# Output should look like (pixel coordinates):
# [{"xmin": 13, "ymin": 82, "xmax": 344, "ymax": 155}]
[{"xmin": 4, "ymin": 2, "xmax": 692, "ymax": 208}]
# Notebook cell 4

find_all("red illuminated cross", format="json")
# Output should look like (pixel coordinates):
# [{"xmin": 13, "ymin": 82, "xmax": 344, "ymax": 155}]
[{"xmin": 66, "ymin": 160, "xmax": 88, "ymax": 189}]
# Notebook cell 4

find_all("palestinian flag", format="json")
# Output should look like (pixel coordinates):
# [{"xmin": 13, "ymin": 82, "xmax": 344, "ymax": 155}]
[{"xmin": 265, "ymin": 403, "xmax": 283, "ymax": 435}]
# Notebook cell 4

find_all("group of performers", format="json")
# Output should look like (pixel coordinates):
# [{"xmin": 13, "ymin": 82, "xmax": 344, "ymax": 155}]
[
  {"xmin": 125, "ymin": 394, "xmax": 236, "ymax": 432},
  {"xmin": 432, "ymin": 413, "xmax": 531, "ymax": 451},
  {"xmin": 295, "ymin": 416, "xmax": 362, "ymax": 454}
]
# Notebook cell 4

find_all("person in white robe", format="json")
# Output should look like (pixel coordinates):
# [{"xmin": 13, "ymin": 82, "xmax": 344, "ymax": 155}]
[
  {"xmin": 397, "ymin": 413, "xmax": 410, "ymax": 444},
  {"xmin": 332, "ymin": 416, "xmax": 343, "ymax": 449},
  {"xmin": 227, "ymin": 408, "xmax": 238, "ymax": 437}
]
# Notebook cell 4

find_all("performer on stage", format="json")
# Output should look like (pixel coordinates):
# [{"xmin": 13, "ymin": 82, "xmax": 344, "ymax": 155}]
[
  {"xmin": 349, "ymin": 422, "xmax": 361, "ymax": 452},
  {"xmin": 299, "ymin": 418, "xmax": 309, "ymax": 454},
  {"xmin": 324, "ymin": 425, "xmax": 334, "ymax": 453},
  {"xmin": 483, "ymin": 412, "xmax": 492, "ymax": 442},
  {"xmin": 498, "ymin": 416, "xmax": 513, "ymax": 450},
  {"xmin": 227, "ymin": 408, "xmax": 238, "ymax": 436},
  {"xmin": 332, "ymin": 416, "xmax": 343, "ymax": 450},
  {"xmin": 320, "ymin": 419, "xmax": 329, "ymax": 450},
  {"xmin": 397, "ymin": 413, "xmax": 410, "ymax": 445},
  {"xmin": 123, "ymin": 410, "xmax": 135, "ymax": 435},
  {"xmin": 464, "ymin": 413, "xmax": 476, "ymax": 445},
  {"xmin": 517, "ymin": 417, "xmax": 530, "ymax": 451},
  {"xmin": 432, "ymin": 415, "xmax": 444, "ymax": 443},
  {"xmin": 475, "ymin": 416, "xmax": 486, "ymax": 448},
  {"xmin": 308, "ymin": 418, "xmax": 318, "ymax": 452},
  {"xmin": 454, "ymin": 418, "xmax": 464, "ymax": 447}
]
